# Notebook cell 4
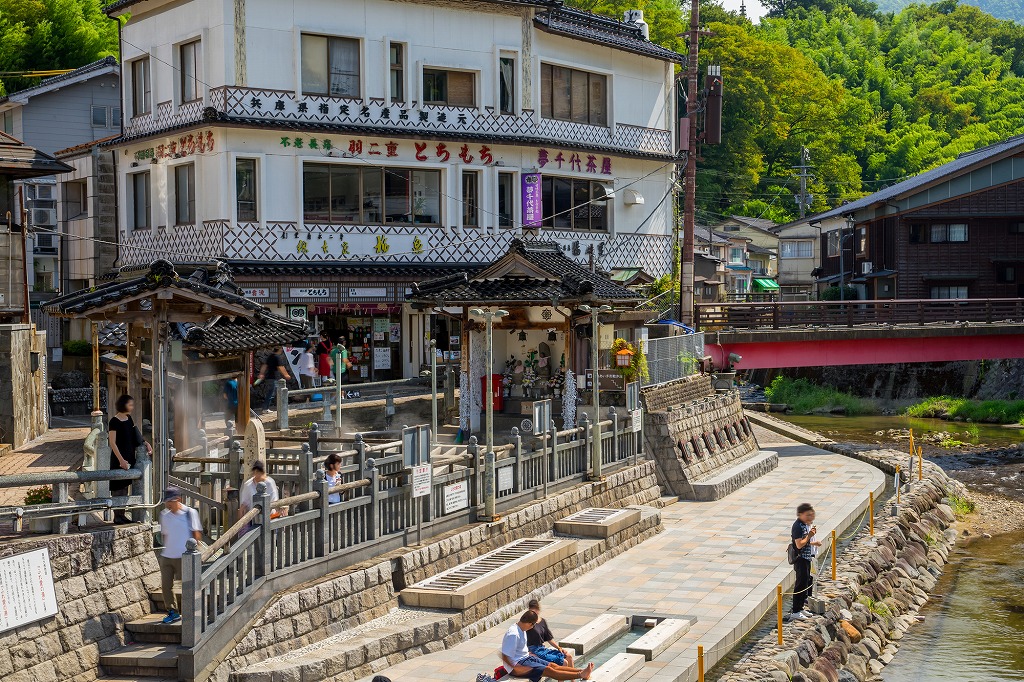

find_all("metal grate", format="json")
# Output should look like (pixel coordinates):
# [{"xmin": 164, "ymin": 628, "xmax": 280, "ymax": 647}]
[
  {"xmin": 560, "ymin": 508, "xmax": 626, "ymax": 524},
  {"xmin": 413, "ymin": 539, "xmax": 558, "ymax": 592}
]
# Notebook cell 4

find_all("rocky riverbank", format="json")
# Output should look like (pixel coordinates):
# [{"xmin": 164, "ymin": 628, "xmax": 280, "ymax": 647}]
[{"xmin": 722, "ymin": 414, "xmax": 969, "ymax": 682}]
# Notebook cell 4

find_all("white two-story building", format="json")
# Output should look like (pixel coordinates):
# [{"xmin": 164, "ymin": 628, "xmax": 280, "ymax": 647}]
[{"xmin": 105, "ymin": 0, "xmax": 681, "ymax": 378}]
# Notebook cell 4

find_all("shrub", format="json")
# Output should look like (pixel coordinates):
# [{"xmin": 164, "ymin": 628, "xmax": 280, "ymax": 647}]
[
  {"xmin": 763, "ymin": 376, "xmax": 870, "ymax": 415},
  {"xmin": 906, "ymin": 396, "xmax": 1024, "ymax": 424},
  {"xmin": 820, "ymin": 285, "xmax": 859, "ymax": 301},
  {"xmin": 947, "ymin": 492, "xmax": 976, "ymax": 519},
  {"xmin": 62, "ymin": 339, "xmax": 94, "ymax": 356},
  {"xmin": 24, "ymin": 486, "xmax": 52, "ymax": 505}
]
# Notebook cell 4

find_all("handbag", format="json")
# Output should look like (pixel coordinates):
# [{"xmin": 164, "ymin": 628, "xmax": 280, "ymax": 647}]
[{"xmin": 787, "ymin": 540, "xmax": 798, "ymax": 565}]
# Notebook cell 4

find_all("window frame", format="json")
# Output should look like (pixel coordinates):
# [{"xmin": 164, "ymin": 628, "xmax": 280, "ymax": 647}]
[
  {"xmin": 179, "ymin": 39, "xmax": 202, "ymax": 104},
  {"xmin": 302, "ymin": 162, "xmax": 443, "ymax": 226},
  {"xmin": 780, "ymin": 240, "xmax": 813, "ymax": 259},
  {"xmin": 173, "ymin": 162, "xmax": 196, "ymax": 226},
  {"xmin": 930, "ymin": 285, "xmax": 968, "ymax": 300},
  {"xmin": 856, "ymin": 226, "xmax": 867, "ymax": 255},
  {"xmin": 728, "ymin": 247, "xmax": 745, "ymax": 264},
  {"xmin": 928, "ymin": 223, "xmax": 969, "ymax": 243},
  {"xmin": 540, "ymin": 176, "xmax": 610, "ymax": 232},
  {"xmin": 539, "ymin": 63, "xmax": 608, "ymax": 127},
  {"xmin": 826, "ymin": 231, "xmax": 840, "ymax": 257},
  {"xmin": 63, "ymin": 180, "xmax": 87, "ymax": 221},
  {"xmin": 300, "ymin": 33, "xmax": 361, "ymax": 98},
  {"xmin": 1010, "ymin": 222, "xmax": 1024, "ymax": 235},
  {"xmin": 389, "ymin": 42, "xmax": 405, "ymax": 103},
  {"xmin": 997, "ymin": 265, "xmax": 1016, "ymax": 284},
  {"xmin": 498, "ymin": 56, "xmax": 515, "ymax": 116},
  {"xmin": 129, "ymin": 171, "xmax": 151, "ymax": 230},
  {"xmin": 497, "ymin": 171, "xmax": 516, "ymax": 228},
  {"xmin": 235, "ymin": 157, "xmax": 258, "ymax": 222},
  {"xmin": 422, "ymin": 68, "xmax": 476, "ymax": 107},
  {"xmin": 461, "ymin": 170, "xmax": 481, "ymax": 228},
  {"xmin": 1, "ymin": 110, "xmax": 13, "ymax": 135},
  {"xmin": 90, "ymin": 105, "xmax": 109, "ymax": 128},
  {"xmin": 131, "ymin": 58, "xmax": 152, "ymax": 116}
]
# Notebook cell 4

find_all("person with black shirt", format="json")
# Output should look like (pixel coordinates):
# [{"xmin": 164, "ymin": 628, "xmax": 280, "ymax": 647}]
[
  {"xmin": 107, "ymin": 394, "xmax": 152, "ymax": 524},
  {"xmin": 790, "ymin": 502, "xmax": 821, "ymax": 619},
  {"xmin": 258, "ymin": 346, "xmax": 291, "ymax": 412},
  {"xmin": 525, "ymin": 598, "xmax": 573, "ymax": 667}
]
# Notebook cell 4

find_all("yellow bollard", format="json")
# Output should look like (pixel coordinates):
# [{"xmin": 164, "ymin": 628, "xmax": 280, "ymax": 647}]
[
  {"xmin": 698, "ymin": 644, "xmax": 705, "ymax": 682},
  {"xmin": 918, "ymin": 446, "xmax": 924, "ymax": 481},
  {"xmin": 869, "ymin": 492, "xmax": 874, "ymax": 536},
  {"xmin": 777, "ymin": 584, "xmax": 784, "ymax": 644},
  {"xmin": 896, "ymin": 465, "xmax": 901, "ymax": 504},
  {"xmin": 831, "ymin": 529, "xmax": 837, "ymax": 580},
  {"xmin": 909, "ymin": 428, "xmax": 914, "ymax": 456}
]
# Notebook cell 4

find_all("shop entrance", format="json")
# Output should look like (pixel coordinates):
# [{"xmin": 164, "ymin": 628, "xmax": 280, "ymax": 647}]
[{"xmin": 317, "ymin": 308, "xmax": 402, "ymax": 382}]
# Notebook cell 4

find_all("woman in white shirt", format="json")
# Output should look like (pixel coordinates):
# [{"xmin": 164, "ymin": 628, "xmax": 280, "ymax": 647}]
[{"xmin": 298, "ymin": 343, "xmax": 317, "ymax": 390}]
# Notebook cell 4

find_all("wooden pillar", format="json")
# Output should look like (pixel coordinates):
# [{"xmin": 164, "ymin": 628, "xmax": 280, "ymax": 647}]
[
  {"xmin": 126, "ymin": 323, "xmax": 143, "ymax": 409},
  {"xmin": 237, "ymin": 352, "xmax": 251, "ymax": 433}
]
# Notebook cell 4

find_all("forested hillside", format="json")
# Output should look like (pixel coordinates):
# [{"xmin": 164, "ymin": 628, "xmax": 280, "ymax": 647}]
[{"xmin": 875, "ymin": 0, "xmax": 1023, "ymax": 25}]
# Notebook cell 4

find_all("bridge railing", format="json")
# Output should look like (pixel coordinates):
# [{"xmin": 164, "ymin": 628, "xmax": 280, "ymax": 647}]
[{"xmin": 695, "ymin": 298, "xmax": 1024, "ymax": 330}]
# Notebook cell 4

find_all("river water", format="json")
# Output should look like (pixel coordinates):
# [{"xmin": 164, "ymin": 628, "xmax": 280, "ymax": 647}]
[{"xmin": 772, "ymin": 413, "xmax": 1024, "ymax": 681}]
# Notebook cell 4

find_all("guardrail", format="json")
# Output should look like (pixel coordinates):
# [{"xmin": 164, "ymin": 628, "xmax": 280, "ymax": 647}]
[
  {"xmin": 177, "ymin": 411, "xmax": 643, "ymax": 662},
  {"xmin": 695, "ymin": 298, "xmax": 1024, "ymax": 330},
  {"xmin": 274, "ymin": 377, "xmax": 428, "ymax": 431}
]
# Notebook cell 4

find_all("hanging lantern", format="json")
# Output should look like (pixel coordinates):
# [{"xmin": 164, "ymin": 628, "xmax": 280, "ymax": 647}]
[
  {"xmin": 518, "ymin": 330, "xmax": 527, "ymax": 341},
  {"xmin": 548, "ymin": 330, "xmax": 557, "ymax": 342},
  {"xmin": 615, "ymin": 347, "xmax": 635, "ymax": 367}
]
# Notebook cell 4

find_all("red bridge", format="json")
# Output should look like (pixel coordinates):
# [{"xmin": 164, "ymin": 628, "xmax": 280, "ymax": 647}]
[{"xmin": 694, "ymin": 298, "xmax": 1024, "ymax": 370}]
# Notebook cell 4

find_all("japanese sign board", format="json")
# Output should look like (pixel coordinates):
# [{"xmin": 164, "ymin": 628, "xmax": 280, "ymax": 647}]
[
  {"xmin": 349, "ymin": 287, "xmax": 388, "ymax": 298},
  {"xmin": 373, "ymin": 347, "xmax": 392, "ymax": 370},
  {"xmin": 443, "ymin": 481, "xmax": 470, "ymax": 514},
  {"xmin": 411, "ymin": 464, "xmax": 432, "ymax": 499},
  {"xmin": 522, "ymin": 173, "xmax": 542, "ymax": 228},
  {"xmin": 632, "ymin": 409, "xmax": 643, "ymax": 434},
  {"xmin": 289, "ymin": 287, "xmax": 330, "ymax": 299},
  {"xmin": 585, "ymin": 369, "xmax": 625, "ymax": 392},
  {"xmin": 0, "ymin": 548, "xmax": 58, "ymax": 634},
  {"xmin": 498, "ymin": 466, "xmax": 514, "ymax": 493},
  {"xmin": 241, "ymin": 287, "xmax": 270, "ymax": 299}
]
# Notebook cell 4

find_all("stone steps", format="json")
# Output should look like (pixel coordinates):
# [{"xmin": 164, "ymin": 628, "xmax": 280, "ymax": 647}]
[
  {"xmin": 686, "ymin": 449, "xmax": 779, "ymax": 501},
  {"xmin": 591, "ymin": 652, "xmax": 646, "ymax": 682},
  {"xmin": 99, "ymin": 643, "xmax": 180, "ymax": 678},
  {"xmin": 125, "ymin": 613, "xmax": 182, "ymax": 644}
]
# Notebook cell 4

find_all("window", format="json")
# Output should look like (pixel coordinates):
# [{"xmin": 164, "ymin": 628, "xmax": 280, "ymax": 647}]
[
  {"xmin": 780, "ymin": 240, "xmax": 813, "ymax": 258},
  {"xmin": 180, "ymin": 40, "xmax": 202, "ymax": 103},
  {"xmin": 302, "ymin": 163, "xmax": 441, "ymax": 225},
  {"xmin": 540, "ymin": 64, "xmax": 607, "ymax": 126},
  {"xmin": 112, "ymin": 107, "xmax": 121, "ymax": 127},
  {"xmin": 63, "ymin": 181, "xmax": 87, "ymax": 220},
  {"xmin": 422, "ymin": 69, "xmax": 475, "ymax": 107},
  {"xmin": 930, "ymin": 285, "xmax": 968, "ymax": 299},
  {"xmin": 728, "ymin": 247, "xmax": 744, "ymax": 264},
  {"xmin": 497, "ymin": 172, "xmax": 515, "ymax": 228},
  {"xmin": 1011, "ymin": 222, "xmax": 1024, "ymax": 234},
  {"xmin": 499, "ymin": 56, "xmax": 515, "ymax": 115},
  {"xmin": 1, "ymin": 110, "xmax": 12, "ymax": 134},
  {"xmin": 91, "ymin": 105, "xmax": 108, "ymax": 127},
  {"xmin": 236, "ymin": 158, "xmax": 258, "ymax": 221},
  {"xmin": 929, "ymin": 223, "xmax": 968, "ymax": 243},
  {"xmin": 389, "ymin": 43, "xmax": 404, "ymax": 103},
  {"xmin": 301, "ymin": 34, "xmax": 360, "ymax": 97},
  {"xmin": 131, "ymin": 58, "xmax": 151, "ymax": 116},
  {"xmin": 173, "ymin": 164, "xmax": 196, "ymax": 224},
  {"xmin": 856, "ymin": 226, "xmax": 867, "ymax": 254},
  {"xmin": 909, "ymin": 223, "xmax": 924, "ymax": 243},
  {"xmin": 540, "ymin": 177, "xmax": 608, "ymax": 231},
  {"xmin": 723, "ymin": 225, "xmax": 739, "ymax": 231},
  {"xmin": 997, "ymin": 265, "xmax": 1016, "ymax": 284},
  {"xmin": 826, "ymin": 230, "xmax": 840, "ymax": 257},
  {"xmin": 130, "ymin": 172, "xmax": 151, "ymax": 229},
  {"xmin": 462, "ymin": 171, "xmax": 480, "ymax": 227}
]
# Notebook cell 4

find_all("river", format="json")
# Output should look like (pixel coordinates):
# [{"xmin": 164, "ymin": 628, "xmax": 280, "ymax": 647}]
[{"xmin": 771, "ymin": 413, "xmax": 1024, "ymax": 681}]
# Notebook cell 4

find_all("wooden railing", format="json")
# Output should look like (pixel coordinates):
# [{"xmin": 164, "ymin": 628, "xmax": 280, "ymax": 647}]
[
  {"xmin": 695, "ymin": 298, "xmax": 1024, "ymax": 330},
  {"xmin": 178, "ymin": 413, "xmax": 643, "ymax": 657}
]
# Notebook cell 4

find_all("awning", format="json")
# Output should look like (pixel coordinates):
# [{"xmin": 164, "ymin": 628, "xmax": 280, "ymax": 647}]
[{"xmin": 752, "ymin": 278, "xmax": 779, "ymax": 291}]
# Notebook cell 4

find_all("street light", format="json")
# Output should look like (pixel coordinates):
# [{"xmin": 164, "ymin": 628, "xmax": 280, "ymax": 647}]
[
  {"xmin": 579, "ymin": 303, "xmax": 611, "ymax": 480},
  {"xmin": 839, "ymin": 216, "xmax": 857, "ymax": 301},
  {"xmin": 470, "ymin": 307, "xmax": 508, "ymax": 520}
]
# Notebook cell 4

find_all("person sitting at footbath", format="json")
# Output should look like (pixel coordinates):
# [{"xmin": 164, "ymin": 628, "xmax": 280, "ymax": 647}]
[
  {"xmin": 525, "ymin": 599, "xmax": 574, "ymax": 667},
  {"xmin": 499, "ymin": 610, "xmax": 593, "ymax": 681}
]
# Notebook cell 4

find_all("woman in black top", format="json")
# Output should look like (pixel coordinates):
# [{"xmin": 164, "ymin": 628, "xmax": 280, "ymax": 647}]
[{"xmin": 108, "ymin": 394, "xmax": 152, "ymax": 524}]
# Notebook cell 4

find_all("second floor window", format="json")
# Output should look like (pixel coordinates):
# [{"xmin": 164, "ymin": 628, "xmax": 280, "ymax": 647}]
[
  {"xmin": 1, "ymin": 110, "xmax": 12, "ymax": 134},
  {"xmin": 729, "ymin": 247, "xmax": 744, "ymax": 264},
  {"xmin": 236, "ymin": 158, "xmax": 258, "ymax": 221},
  {"xmin": 499, "ymin": 57, "xmax": 515, "ymax": 115},
  {"xmin": 929, "ymin": 223, "xmax": 968, "ymax": 243},
  {"xmin": 780, "ymin": 240, "xmax": 813, "ymax": 258},
  {"xmin": 462, "ymin": 171, "xmax": 480, "ymax": 227},
  {"xmin": 174, "ymin": 163, "xmax": 196, "ymax": 225},
  {"xmin": 826, "ymin": 230, "xmax": 840, "ymax": 257},
  {"xmin": 390, "ymin": 43, "xmax": 404, "ymax": 103},
  {"xmin": 63, "ymin": 181, "xmax": 87, "ymax": 220},
  {"xmin": 301, "ymin": 34, "xmax": 360, "ymax": 98},
  {"xmin": 540, "ymin": 64, "xmax": 607, "ymax": 126},
  {"xmin": 303, "ymin": 164, "xmax": 441, "ymax": 225},
  {"xmin": 130, "ymin": 172, "xmax": 150, "ymax": 230},
  {"xmin": 497, "ymin": 172, "xmax": 515, "ymax": 228},
  {"xmin": 541, "ymin": 177, "xmax": 608, "ymax": 231},
  {"xmin": 131, "ymin": 58, "xmax": 151, "ymax": 116},
  {"xmin": 180, "ymin": 40, "xmax": 202, "ymax": 103},
  {"xmin": 423, "ymin": 69, "xmax": 475, "ymax": 107}
]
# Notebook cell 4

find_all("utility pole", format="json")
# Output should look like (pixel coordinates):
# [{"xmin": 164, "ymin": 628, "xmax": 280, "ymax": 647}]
[
  {"xmin": 793, "ymin": 147, "xmax": 814, "ymax": 219},
  {"xmin": 679, "ymin": 0, "xmax": 700, "ymax": 327}
]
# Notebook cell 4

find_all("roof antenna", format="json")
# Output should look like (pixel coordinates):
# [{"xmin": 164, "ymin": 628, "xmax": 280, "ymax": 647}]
[{"xmin": 740, "ymin": 0, "xmax": 747, "ymax": 16}]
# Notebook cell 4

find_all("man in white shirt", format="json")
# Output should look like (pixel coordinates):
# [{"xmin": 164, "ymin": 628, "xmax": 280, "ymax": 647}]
[
  {"xmin": 239, "ymin": 460, "xmax": 283, "ymax": 520},
  {"xmin": 500, "ymin": 611, "xmax": 593, "ymax": 681},
  {"xmin": 298, "ymin": 343, "xmax": 317, "ymax": 390},
  {"xmin": 158, "ymin": 487, "xmax": 203, "ymax": 624}
]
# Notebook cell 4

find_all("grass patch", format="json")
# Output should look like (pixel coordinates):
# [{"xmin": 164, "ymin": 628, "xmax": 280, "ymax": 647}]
[
  {"xmin": 905, "ymin": 396, "xmax": 1024, "ymax": 424},
  {"xmin": 947, "ymin": 492, "xmax": 976, "ymax": 519},
  {"xmin": 857, "ymin": 595, "xmax": 893, "ymax": 618},
  {"xmin": 939, "ymin": 437, "xmax": 967, "ymax": 449},
  {"xmin": 763, "ymin": 377, "xmax": 871, "ymax": 416}
]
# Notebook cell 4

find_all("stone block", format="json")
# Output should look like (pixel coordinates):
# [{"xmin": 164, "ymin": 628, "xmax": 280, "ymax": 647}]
[
  {"xmin": 626, "ymin": 618, "xmax": 691, "ymax": 660},
  {"xmin": 561, "ymin": 613, "xmax": 629, "ymax": 654}
]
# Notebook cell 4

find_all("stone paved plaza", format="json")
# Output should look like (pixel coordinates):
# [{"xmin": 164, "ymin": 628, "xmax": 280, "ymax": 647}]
[
  {"xmin": 360, "ymin": 426, "xmax": 885, "ymax": 682},
  {"xmin": 0, "ymin": 427, "xmax": 89, "ymax": 507}
]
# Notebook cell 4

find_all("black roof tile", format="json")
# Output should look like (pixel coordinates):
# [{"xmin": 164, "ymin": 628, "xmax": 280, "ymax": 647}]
[{"xmin": 534, "ymin": 8, "xmax": 684, "ymax": 63}]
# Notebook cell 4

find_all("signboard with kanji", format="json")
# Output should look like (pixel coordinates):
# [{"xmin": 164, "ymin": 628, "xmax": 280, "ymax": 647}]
[
  {"xmin": 443, "ymin": 481, "xmax": 470, "ymax": 514},
  {"xmin": 412, "ymin": 464, "xmax": 432, "ymax": 498},
  {"xmin": 522, "ymin": 173, "xmax": 542, "ymax": 227},
  {"xmin": 0, "ymin": 548, "xmax": 58, "ymax": 634}
]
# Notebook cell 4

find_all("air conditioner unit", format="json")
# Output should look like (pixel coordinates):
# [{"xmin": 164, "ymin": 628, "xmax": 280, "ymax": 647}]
[
  {"xmin": 32, "ymin": 208, "xmax": 57, "ymax": 226},
  {"xmin": 34, "ymin": 233, "xmax": 57, "ymax": 254},
  {"xmin": 861, "ymin": 261, "xmax": 873, "ymax": 275},
  {"xmin": 35, "ymin": 185, "xmax": 55, "ymax": 200}
]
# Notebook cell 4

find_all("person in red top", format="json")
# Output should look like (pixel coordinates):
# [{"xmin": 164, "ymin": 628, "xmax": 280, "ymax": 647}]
[{"xmin": 316, "ymin": 332, "xmax": 334, "ymax": 381}]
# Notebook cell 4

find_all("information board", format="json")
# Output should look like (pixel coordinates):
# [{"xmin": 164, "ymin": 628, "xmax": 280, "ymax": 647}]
[
  {"xmin": 585, "ymin": 369, "xmax": 625, "ymax": 392},
  {"xmin": 0, "ymin": 548, "xmax": 58, "ymax": 634},
  {"xmin": 373, "ymin": 347, "xmax": 392, "ymax": 370},
  {"xmin": 497, "ymin": 466, "xmax": 514, "ymax": 492},
  {"xmin": 412, "ymin": 464, "xmax": 432, "ymax": 498},
  {"xmin": 631, "ymin": 409, "xmax": 643, "ymax": 433},
  {"xmin": 443, "ymin": 481, "xmax": 470, "ymax": 514}
]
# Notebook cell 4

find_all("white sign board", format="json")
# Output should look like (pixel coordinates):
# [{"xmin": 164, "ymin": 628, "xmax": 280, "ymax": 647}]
[
  {"xmin": 289, "ymin": 287, "xmax": 330, "ymax": 298},
  {"xmin": 241, "ymin": 286, "xmax": 270, "ymax": 298},
  {"xmin": 373, "ymin": 346, "xmax": 392, "ymax": 370},
  {"xmin": 412, "ymin": 464, "xmax": 432, "ymax": 498},
  {"xmin": 632, "ymin": 409, "xmax": 643, "ymax": 433},
  {"xmin": 0, "ymin": 548, "xmax": 58, "ymax": 634},
  {"xmin": 349, "ymin": 287, "xmax": 388, "ymax": 298},
  {"xmin": 443, "ymin": 481, "xmax": 470, "ymax": 514},
  {"xmin": 532, "ymin": 399, "xmax": 552, "ymax": 436},
  {"xmin": 497, "ymin": 466, "xmax": 514, "ymax": 493}
]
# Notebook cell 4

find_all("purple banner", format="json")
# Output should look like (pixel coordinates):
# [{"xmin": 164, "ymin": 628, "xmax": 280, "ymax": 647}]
[{"xmin": 522, "ymin": 173, "xmax": 542, "ymax": 228}]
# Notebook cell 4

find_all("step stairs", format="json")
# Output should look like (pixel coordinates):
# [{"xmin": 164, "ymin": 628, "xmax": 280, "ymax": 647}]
[
  {"xmin": 125, "ymin": 613, "xmax": 182, "ymax": 644},
  {"xmin": 99, "ymin": 643, "xmax": 180, "ymax": 678}
]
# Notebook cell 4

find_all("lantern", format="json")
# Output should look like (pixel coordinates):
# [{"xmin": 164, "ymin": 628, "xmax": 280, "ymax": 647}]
[{"xmin": 615, "ymin": 347, "xmax": 635, "ymax": 367}]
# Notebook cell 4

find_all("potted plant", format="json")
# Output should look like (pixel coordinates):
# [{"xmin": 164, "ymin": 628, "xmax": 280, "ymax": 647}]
[
  {"xmin": 610, "ymin": 338, "xmax": 649, "ymax": 384},
  {"xmin": 24, "ymin": 486, "xmax": 52, "ymax": 533}
]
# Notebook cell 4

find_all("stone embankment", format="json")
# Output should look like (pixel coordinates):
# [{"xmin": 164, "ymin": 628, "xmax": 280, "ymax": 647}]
[{"xmin": 724, "ymin": 413, "xmax": 970, "ymax": 682}]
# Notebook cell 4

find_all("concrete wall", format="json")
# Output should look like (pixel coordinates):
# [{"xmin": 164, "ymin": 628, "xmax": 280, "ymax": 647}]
[
  {"xmin": 0, "ymin": 324, "xmax": 48, "ymax": 447},
  {"xmin": 0, "ymin": 526, "xmax": 159, "ymax": 682}
]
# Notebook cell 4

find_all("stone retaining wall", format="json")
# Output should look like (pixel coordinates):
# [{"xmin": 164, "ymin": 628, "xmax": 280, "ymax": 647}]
[
  {"xmin": 642, "ymin": 379, "xmax": 764, "ymax": 498},
  {"xmin": 0, "ymin": 526, "xmax": 159, "ymax": 682},
  {"xmin": 718, "ymin": 414, "xmax": 970, "ymax": 682}
]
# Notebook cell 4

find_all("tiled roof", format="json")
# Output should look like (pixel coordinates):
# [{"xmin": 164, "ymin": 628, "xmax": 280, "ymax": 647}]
[
  {"xmin": 55, "ymin": 134, "xmax": 120, "ymax": 159},
  {"xmin": 0, "ymin": 57, "xmax": 118, "ymax": 104},
  {"xmin": 534, "ymin": 8, "xmax": 684, "ymax": 63},
  {"xmin": 410, "ymin": 238, "xmax": 641, "ymax": 305},
  {"xmin": 816, "ymin": 134, "xmax": 1024, "ymax": 221},
  {"xmin": 695, "ymin": 225, "xmax": 729, "ymax": 245},
  {"xmin": 98, "ymin": 317, "xmax": 308, "ymax": 353},
  {"xmin": 226, "ymin": 260, "xmax": 480, "ymax": 279},
  {"xmin": 726, "ymin": 215, "xmax": 777, "ymax": 232},
  {"xmin": 0, "ymin": 132, "xmax": 73, "ymax": 178},
  {"xmin": 746, "ymin": 244, "xmax": 776, "ymax": 255},
  {"xmin": 104, "ymin": 0, "xmax": 557, "ymax": 14}
]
